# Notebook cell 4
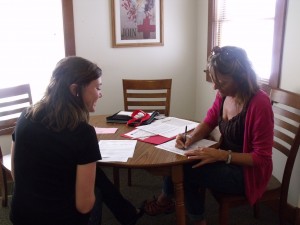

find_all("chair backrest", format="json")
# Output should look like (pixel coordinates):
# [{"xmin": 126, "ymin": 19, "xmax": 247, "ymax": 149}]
[
  {"xmin": 0, "ymin": 144, "xmax": 13, "ymax": 207},
  {"xmin": 270, "ymin": 88, "xmax": 300, "ymax": 208},
  {"xmin": 122, "ymin": 79, "xmax": 172, "ymax": 116},
  {"xmin": 0, "ymin": 145, "xmax": 6, "ymax": 200},
  {"xmin": 0, "ymin": 84, "xmax": 33, "ymax": 135}
]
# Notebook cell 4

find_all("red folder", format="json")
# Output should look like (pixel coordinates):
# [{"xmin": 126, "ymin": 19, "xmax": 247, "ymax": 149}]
[{"xmin": 121, "ymin": 133, "xmax": 174, "ymax": 145}]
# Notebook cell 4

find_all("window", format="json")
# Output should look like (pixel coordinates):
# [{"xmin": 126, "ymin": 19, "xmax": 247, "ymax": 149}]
[
  {"xmin": 0, "ymin": 0, "xmax": 75, "ymax": 102},
  {"xmin": 207, "ymin": 0, "xmax": 288, "ymax": 91}
]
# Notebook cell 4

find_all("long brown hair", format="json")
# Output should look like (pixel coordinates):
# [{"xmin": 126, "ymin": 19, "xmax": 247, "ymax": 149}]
[
  {"xmin": 26, "ymin": 56, "xmax": 102, "ymax": 131},
  {"xmin": 207, "ymin": 46, "xmax": 259, "ymax": 103}
]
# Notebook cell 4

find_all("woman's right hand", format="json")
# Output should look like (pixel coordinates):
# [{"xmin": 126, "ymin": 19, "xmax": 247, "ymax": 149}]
[{"xmin": 175, "ymin": 133, "xmax": 193, "ymax": 149}]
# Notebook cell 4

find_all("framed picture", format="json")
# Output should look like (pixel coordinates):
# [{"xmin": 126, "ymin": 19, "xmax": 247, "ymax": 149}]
[{"xmin": 111, "ymin": 0, "xmax": 164, "ymax": 48}]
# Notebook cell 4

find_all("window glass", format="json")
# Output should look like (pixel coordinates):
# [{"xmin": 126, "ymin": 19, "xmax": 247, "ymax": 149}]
[
  {"xmin": 0, "ymin": 0, "xmax": 64, "ymax": 102},
  {"xmin": 214, "ymin": 0, "xmax": 276, "ymax": 80},
  {"xmin": 208, "ymin": 0, "xmax": 287, "ymax": 89}
]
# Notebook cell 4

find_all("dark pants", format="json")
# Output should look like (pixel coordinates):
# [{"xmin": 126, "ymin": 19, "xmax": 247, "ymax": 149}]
[
  {"xmin": 162, "ymin": 162, "xmax": 244, "ymax": 221},
  {"xmin": 89, "ymin": 168, "xmax": 137, "ymax": 225},
  {"xmin": 183, "ymin": 162, "xmax": 245, "ymax": 221}
]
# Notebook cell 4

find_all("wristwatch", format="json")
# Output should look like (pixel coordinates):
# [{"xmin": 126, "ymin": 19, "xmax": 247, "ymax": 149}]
[{"xmin": 226, "ymin": 150, "xmax": 232, "ymax": 164}]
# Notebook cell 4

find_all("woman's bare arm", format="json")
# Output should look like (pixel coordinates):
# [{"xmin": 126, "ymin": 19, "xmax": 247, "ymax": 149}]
[{"xmin": 76, "ymin": 162, "xmax": 96, "ymax": 214}]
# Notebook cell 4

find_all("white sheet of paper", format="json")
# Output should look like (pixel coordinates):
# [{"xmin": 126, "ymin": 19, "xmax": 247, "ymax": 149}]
[
  {"xmin": 136, "ymin": 117, "xmax": 199, "ymax": 138},
  {"xmin": 98, "ymin": 140, "xmax": 137, "ymax": 162},
  {"xmin": 117, "ymin": 111, "xmax": 154, "ymax": 116},
  {"xmin": 94, "ymin": 127, "xmax": 118, "ymax": 134},
  {"xmin": 99, "ymin": 157, "xmax": 128, "ymax": 162},
  {"xmin": 117, "ymin": 111, "xmax": 133, "ymax": 116},
  {"xmin": 156, "ymin": 139, "xmax": 217, "ymax": 156},
  {"xmin": 124, "ymin": 129, "xmax": 156, "ymax": 139}
]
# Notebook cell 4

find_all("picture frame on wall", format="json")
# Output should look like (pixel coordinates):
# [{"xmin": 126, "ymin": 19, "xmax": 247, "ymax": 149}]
[{"xmin": 111, "ymin": 0, "xmax": 164, "ymax": 48}]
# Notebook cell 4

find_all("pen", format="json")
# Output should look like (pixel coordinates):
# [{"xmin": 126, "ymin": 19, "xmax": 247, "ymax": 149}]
[{"xmin": 183, "ymin": 125, "xmax": 188, "ymax": 149}]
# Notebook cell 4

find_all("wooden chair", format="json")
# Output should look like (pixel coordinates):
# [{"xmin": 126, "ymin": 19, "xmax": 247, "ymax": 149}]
[
  {"xmin": 112, "ymin": 79, "xmax": 172, "ymax": 189},
  {"xmin": 0, "ymin": 145, "xmax": 12, "ymax": 207},
  {"xmin": 210, "ymin": 88, "xmax": 300, "ymax": 225},
  {"xmin": 0, "ymin": 84, "xmax": 33, "ymax": 135},
  {"xmin": 0, "ymin": 84, "xmax": 33, "ymax": 206},
  {"xmin": 122, "ymin": 79, "xmax": 172, "ymax": 116}
]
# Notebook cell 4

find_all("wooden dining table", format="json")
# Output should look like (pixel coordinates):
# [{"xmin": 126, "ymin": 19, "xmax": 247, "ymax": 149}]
[{"xmin": 90, "ymin": 115, "xmax": 195, "ymax": 225}]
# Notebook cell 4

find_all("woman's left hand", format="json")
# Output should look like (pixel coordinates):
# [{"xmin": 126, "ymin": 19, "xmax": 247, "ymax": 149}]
[{"xmin": 184, "ymin": 147, "xmax": 222, "ymax": 168}]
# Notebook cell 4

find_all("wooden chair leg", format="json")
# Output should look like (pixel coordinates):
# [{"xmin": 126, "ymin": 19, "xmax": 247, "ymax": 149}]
[
  {"xmin": 219, "ymin": 203, "xmax": 230, "ymax": 225},
  {"xmin": 294, "ymin": 207, "xmax": 300, "ymax": 225},
  {"xmin": 1, "ymin": 168, "xmax": 8, "ymax": 207},
  {"xmin": 279, "ymin": 201, "xmax": 287, "ymax": 225},
  {"xmin": 127, "ymin": 168, "xmax": 132, "ymax": 186},
  {"xmin": 113, "ymin": 167, "xmax": 120, "ymax": 190},
  {"xmin": 254, "ymin": 202, "xmax": 260, "ymax": 218}
]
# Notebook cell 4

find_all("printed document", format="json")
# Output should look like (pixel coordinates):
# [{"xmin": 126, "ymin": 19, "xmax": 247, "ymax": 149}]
[
  {"xmin": 124, "ymin": 128, "xmax": 156, "ymax": 139},
  {"xmin": 98, "ymin": 140, "xmax": 137, "ymax": 162},
  {"xmin": 156, "ymin": 139, "xmax": 217, "ymax": 156},
  {"xmin": 136, "ymin": 117, "xmax": 199, "ymax": 138}
]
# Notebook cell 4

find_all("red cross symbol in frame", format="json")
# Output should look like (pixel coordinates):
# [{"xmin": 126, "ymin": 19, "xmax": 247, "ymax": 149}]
[{"xmin": 137, "ymin": 16, "xmax": 156, "ymax": 39}]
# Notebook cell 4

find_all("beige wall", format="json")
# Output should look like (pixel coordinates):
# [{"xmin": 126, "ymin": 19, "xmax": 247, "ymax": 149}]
[{"xmin": 73, "ymin": 0, "xmax": 197, "ymax": 120}]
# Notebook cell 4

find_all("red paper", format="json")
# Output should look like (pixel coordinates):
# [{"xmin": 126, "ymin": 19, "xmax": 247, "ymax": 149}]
[{"xmin": 121, "ymin": 133, "xmax": 174, "ymax": 145}]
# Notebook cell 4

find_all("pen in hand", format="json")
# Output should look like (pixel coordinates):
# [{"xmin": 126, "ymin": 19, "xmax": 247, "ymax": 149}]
[{"xmin": 183, "ymin": 125, "xmax": 188, "ymax": 149}]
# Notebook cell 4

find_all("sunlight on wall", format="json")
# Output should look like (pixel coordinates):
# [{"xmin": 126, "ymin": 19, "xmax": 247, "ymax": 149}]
[{"xmin": 0, "ymin": 0, "xmax": 65, "ymax": 103}]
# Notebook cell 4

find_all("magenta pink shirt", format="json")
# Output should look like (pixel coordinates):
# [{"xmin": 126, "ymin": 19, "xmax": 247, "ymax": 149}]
[{"xmin": 203, "ymin": 90, "xmax": 274, "ymax": 205}]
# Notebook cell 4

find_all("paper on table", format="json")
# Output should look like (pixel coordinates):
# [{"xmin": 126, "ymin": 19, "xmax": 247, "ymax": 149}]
[
  {"xmin": 117, "ymin": 111, "xmax": 156, "ymax": 117},
  {"xmin": 100, "ymin": 157, "xmax": 128, "ymax": 162},
  {"xmin": 122, "ymin": 129, "xmax": 174, "ymax": 145},
  {"xmin": 117, "ymin": 111, "xmax": 132, "ymax": 116},
  {"xmin": 136, "ymin": 117, "xmax": 199, "ymax": 138},
  {"xmin": 94, "ymin": 127, "xmax": 118, "ymax": 134},
  {"xmin": 124, "ymin": 129, "xmax": 156, "ymax": 139},
  {"xmin": 156, "ymin": 139, "xmax": 217, "ymax": 156},
  {"xmin": 98, "ymin": 140, "xmax": 137, "ymax": 162}
]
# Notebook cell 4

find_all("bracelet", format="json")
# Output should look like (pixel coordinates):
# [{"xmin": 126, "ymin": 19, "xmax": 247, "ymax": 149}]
[{"xmin": 226, "ymin": 150, "xmax": 232, "ymax": 164}]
